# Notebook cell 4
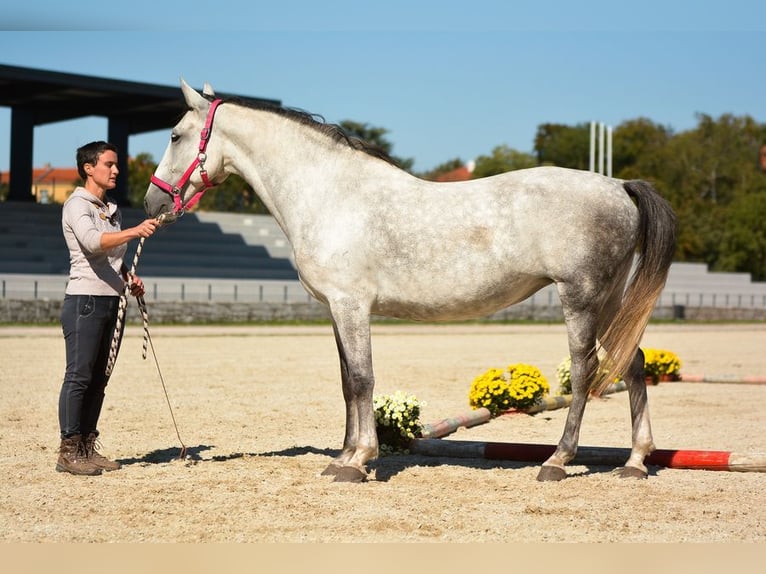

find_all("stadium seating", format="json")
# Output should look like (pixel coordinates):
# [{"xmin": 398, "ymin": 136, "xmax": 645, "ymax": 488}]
[
  {"xmin": 2, "ymin": 201, "xmax": 765, "ymax": 310},
  {"xmin": 0, "ymin": 201, "xmax": 298, "ymax": 281}
]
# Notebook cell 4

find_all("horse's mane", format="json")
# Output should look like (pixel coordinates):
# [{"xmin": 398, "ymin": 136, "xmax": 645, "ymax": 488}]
[{"xmin": 221, "ymin": 96, "xmax": 399, "ymax": 167}]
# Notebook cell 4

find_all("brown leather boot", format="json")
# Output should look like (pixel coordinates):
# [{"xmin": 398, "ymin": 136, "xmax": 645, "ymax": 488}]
[
  {"xmin": 56, "ymin": 435, "xmax": 102, "ymax": 476},
  {"xmin": 84, "ymin": 432, "xmax": 122, "ymax": 471}
]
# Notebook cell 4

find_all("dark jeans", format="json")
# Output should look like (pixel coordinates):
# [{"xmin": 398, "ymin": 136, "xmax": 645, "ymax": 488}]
[{"xmin": 58, "ymin": 294, "xmax": 123, "ymax": 439}]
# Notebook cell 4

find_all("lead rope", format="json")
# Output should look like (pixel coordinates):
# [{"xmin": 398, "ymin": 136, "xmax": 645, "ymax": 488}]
[{"xmin": 105, "ymin": 222, "xmax": 188, "ymax": 459}]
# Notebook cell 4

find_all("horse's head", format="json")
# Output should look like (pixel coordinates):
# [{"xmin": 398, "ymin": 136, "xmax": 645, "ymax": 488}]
[{"xmin": 144, "ymin": 79, "xmax": 228, "ymax": 223}]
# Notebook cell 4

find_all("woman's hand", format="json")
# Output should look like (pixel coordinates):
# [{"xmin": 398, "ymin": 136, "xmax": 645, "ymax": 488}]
[
  {"xmin": 128, "ymin": 273, "xmax": 146, "ymax": 298},
  {"xmin": 134, "ymin": 218, "xmax": 160, "ymax": 239}
]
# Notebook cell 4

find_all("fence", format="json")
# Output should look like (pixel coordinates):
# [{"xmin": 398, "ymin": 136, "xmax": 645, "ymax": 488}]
[
  {"xmin": 3, "ymin": 273, "xmax": 766, "ymax": 324},
  {"xmin": 0, "ymin": 275, "xmax": 315, "ymax": 304}
]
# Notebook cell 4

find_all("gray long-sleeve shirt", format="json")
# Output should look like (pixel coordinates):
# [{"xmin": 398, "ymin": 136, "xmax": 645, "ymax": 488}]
[{"xmin": 62, "ymin": 187, "xmax": 127, "ymax": 296}]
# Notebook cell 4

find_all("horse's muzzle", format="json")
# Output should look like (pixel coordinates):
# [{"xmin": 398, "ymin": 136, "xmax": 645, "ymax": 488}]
[
  {"xmin": 155, "ymin": 211, "xmax": 179, "ymax": 225},
  {"xmin": 144, "ymin": 197, "xmax": 178, "ymax": 224}
]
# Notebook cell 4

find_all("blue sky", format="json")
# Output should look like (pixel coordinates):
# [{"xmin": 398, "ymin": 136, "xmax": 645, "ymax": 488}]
[{"xmin": 1, "ymin": 1, "xmax": 765, "ymax": 174}]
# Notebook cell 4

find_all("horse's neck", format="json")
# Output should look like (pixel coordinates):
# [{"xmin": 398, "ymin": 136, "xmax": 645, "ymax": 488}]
[{"xmin": 222, "ymin": 107, "xmax": 411, "ymax": 236}]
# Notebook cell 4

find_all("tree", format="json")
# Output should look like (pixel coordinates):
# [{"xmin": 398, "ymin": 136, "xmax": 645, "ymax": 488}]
[
  {"xmin": 611, "ymin": 118, "xmax": 673, "ymax": 180},
  {"xmin": 683, "ymin": 113, "xmax": 763, "ymax": 204},
  {"xmin": 339, "ymin": 120, "xmax": 415, "ymax": 172},
  {"xmin": 127, "ymin": 153, "xmax": 157, "ymax": 208},
  {"xmin": 638, "ymin": 114, "xmax": 766, "ymax": 276},
  {"xmin": 533, "ymin": 123, "xmax": 590, "ymax": 169},
  {"xmin": 127, "ymin": 153, "xmax": 270, "ymax": 214},
  {"xmin": 472, "ymin": 145, "xmax": 536, "ymax": 178},
  {"xmin": 420, "ymin": 158, "xmax": 466, "ymax": 181},
  {"xmin": 197, "ymin": 173, "xmax": 270, "ymax": 214},
  {"xmin": 717, "ymin": 193, "xmax": 766, "ymax": 280}
]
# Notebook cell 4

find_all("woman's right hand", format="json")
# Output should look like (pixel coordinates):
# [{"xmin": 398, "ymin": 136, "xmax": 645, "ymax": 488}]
[{"xmin": 134, "ymin": 219, "xmax": 159, "ymax": 239}]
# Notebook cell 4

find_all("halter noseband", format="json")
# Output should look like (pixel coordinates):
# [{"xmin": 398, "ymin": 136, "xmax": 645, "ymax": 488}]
[{"xmin": 150, "ymin": 98, "xmax": 223, "ymax": 215}]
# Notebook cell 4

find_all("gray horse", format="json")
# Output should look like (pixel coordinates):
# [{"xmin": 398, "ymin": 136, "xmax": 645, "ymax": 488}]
[{"xmin": 144, "ymin": 80, "xmax": 677, "ymax": 482}]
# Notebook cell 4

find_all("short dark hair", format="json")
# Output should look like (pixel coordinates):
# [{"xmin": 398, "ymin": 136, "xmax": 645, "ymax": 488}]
[{"xmin": 76, "ymin": 141, "xmax": 118, "ymax": 180}]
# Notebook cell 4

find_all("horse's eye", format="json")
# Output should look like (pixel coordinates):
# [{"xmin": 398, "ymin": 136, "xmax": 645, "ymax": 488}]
[{"xmin": 170, "ymin": 133, "xmax": 180, "ymax": 143}]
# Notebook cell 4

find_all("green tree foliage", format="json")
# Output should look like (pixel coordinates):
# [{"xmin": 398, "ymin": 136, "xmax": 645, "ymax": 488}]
[
  {"xmin": 529, "ymin": 114, "xmax": 766, "ymax": 280},
  {"xmin": 127, "ymin": 152, "xmax": 157, "ymax": 208},
  {"xmin": 636, "ymin": 114, "xmax": 766, "ymax": 278},
  {"xmin": 472, "ymin": 145, "xmax": 536, "ymax": 178},
  {"xmin": 534, "ymin": 123, "xmax": 591, "ymax": 169},
  {"xmin": 717, "ymin": 193, "xmax": 766, "ymax": 281},
  {"xmin": 339, "ymin": 120, "xmax": 415, "ymax": 172},
  {"xmin": 420, "ymin": 158, "xmax": 465, "ymax": 181},
  {"xmin": 197, "ymin": 174, "xmax": 270, "ymax": 214},
  {"xmin": 611, "ymin": 118, "xmax": 673, "ymax": 179},
  {"xmin": 127, "ymin": 153, "xmax": 269, "ymax": 214}
]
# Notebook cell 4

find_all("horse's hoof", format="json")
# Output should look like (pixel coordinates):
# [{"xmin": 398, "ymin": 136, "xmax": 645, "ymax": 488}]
[
  {"xmin": 332, "ymin": 466, "xmax": 367, "ymax": 483},
  {"xmin": 320, "ymin": 463, "xmax": 341, "ymax": 477},
  {"xmin": 618, "ymin": 466, "xmax": 648, "ymax": 479},
  {"xmin": 536, "ymin": 465, "xmax": 567, "ymax": 482}
]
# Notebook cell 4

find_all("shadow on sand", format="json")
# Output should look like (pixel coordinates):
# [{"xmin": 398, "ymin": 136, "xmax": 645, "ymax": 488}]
[{"xmin": 117, "ymin": 442, "xmax": 654, "ymax": 481}]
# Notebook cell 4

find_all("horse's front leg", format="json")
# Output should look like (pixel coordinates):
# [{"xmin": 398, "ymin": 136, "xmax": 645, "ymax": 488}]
[{"xmin": 320, "ymin": 302, "xmax": 378, "ymax": 482}]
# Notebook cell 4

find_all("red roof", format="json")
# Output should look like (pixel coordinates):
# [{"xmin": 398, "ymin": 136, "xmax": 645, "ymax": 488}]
[
  {"xmin": 434, "ymin": 162, "xmax": 475, "ymax": 182},
  {"xmin": 0, "ymin": 167, "xmax": 80, "ymax": 185},
  {"xmin": 32, "ymin": 167, "xmax": 80, "ymax": 184}
]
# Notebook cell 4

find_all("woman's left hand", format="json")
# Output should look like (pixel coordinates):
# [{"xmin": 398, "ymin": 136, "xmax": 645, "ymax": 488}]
[{"xmin": 128, "ymin": 274, "xmax": 146, "ymax": 298}]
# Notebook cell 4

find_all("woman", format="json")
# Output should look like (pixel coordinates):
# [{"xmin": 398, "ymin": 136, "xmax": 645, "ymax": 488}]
[{"xmin": 57, "ymin": 140, "xmax": 159, "ymax": 476}]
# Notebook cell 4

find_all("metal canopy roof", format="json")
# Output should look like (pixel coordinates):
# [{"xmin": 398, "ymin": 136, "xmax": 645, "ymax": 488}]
[
  {"xmin": 0, "ymin": 63, "xmax": 282, "ymax": 204},
  {"xmin": 0, "ymin": 63, "xmax": 281, "ymax": 134}
]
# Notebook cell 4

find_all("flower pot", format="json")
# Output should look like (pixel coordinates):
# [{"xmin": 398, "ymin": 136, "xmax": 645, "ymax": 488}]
[{"xmin": 645, "ymin": 375, "xmax": 659, "ymax": 385}]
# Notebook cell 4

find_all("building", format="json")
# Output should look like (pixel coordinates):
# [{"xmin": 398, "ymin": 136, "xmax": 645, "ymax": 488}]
[
  {"xmin": 433, "ymin": 160, "xmax": 475, "ymax": 182},
  {"xmin": 1, "ymin": 165, "xmax": 80, "ymax": 204}
]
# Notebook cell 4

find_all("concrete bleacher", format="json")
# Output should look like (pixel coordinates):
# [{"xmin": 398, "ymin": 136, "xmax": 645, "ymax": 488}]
[
  {"xmin": 194, "ymin": 211, "xmax": 294, "ymax": 261},
  {"xmin": 2, "ymin": 201, "xmax": 766, "ymax": 311},
  {"xmin": 0, "ymin": 201, "xmax": 299, "ymax": 282}
]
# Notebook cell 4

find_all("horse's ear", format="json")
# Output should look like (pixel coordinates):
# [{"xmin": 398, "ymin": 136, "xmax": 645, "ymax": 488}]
[
  {"xmin": 180, "ymin": 78, "xmax": 209, "ymax": 110},
  {"xmin": 202, "ymin": 82, "xmax": 216, "ymax": 98}
]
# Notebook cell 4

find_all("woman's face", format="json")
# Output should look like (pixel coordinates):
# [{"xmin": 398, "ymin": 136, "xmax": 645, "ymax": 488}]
[{"xmin": 86, "ymin": 150, "xmax": 119, "ymax": 190}]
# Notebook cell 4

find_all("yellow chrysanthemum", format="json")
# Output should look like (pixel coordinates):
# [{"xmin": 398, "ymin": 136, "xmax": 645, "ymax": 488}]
[{"xmin": 469, "ymin": 363, "xmax": 549, "ymax": 415}]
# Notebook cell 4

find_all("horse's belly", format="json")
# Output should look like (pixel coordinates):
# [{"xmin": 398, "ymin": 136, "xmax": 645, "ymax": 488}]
[{"xmin": 372, "ymin": 275, "xmax": 551, "ymax": 321}]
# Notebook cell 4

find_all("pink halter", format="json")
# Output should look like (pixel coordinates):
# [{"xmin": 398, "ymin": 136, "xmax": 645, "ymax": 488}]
[{"xmin": 150, "ymin": 98, "xmax": 223, "ymax": 215}]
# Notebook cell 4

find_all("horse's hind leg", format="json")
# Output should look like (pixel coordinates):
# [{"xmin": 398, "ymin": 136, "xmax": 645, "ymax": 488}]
[
  {"xmin": 594, "ymin": 278, "xmax": 656, "ymax": 478},
  {"xmin": 538, "ymin": 307, "xmax": 600, "ymax": 482},
  {"xmin": 320, "ymin": 301, "xmax": 378, "ymax": 482},
  {"xmin": 618, "ymin": 348, "xmax": 655, "ymax": 478}
]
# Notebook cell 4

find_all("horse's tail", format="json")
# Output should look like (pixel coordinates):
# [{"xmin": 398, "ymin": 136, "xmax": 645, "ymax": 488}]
[{"xmin": 594, "ymin": 180, "xmax": 678, "ymax": 395}]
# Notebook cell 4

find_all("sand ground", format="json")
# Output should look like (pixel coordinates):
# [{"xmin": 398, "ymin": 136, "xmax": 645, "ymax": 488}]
[{"xmin": 1, "ymin": 322, "xmax": 764, "ymax": 544}]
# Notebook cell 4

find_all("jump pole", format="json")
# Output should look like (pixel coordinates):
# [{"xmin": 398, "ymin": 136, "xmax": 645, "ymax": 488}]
[
  {"xmin": 410, "ymin": 439, "xmax": 766, "ymax": 473},
  {"xmin": 680, "ymin": 374, "xmax": 766, "ymax": 384},
  {"xmin": 421, "ymin": 381, "xmax": 627, "ymax": 439},
  {"xmin": 421, "ymin": 408, "xmax": 492, "ymax": 439}
]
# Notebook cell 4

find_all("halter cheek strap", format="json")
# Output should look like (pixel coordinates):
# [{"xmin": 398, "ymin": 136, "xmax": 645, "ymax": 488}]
[{"xmin": 150, "ymin": 98, "xmax": 223, "ymax": 215}]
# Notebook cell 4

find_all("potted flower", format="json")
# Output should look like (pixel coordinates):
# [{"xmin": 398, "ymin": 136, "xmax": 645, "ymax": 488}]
[
  {"xmin": 643, "ymin": 348, "xmax": 682, "ymax": 384},
  {"xmin": 469, "ymin": 363, "xmax": 550, "ymax": 414},
  {"xmin": 555, "ymin": 355, "xmax": 621, "ymax": 395},
  {"xmin": 556, "ymin": 355, "xmax": 572, "ymax": 395},
  {"xmin": 373, "ymin": 391, "xmax": 426, "ymax": 455}
]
